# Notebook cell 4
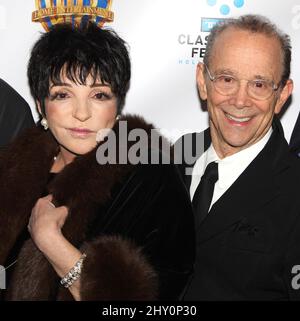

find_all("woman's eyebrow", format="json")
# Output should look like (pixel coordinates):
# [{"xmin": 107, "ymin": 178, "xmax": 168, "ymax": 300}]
[
  {"xmin": 50, "ymin": 82, "xmax": 72, "ymax": 88},
  {"xmin": 90, "ymin": 83, "xmax": 110, "ymax": 88}
]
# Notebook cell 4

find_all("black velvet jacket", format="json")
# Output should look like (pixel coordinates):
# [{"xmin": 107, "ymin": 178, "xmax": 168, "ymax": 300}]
[{"xmin": 0, "ymin": 115, "xmax": 195, "ymax": 300}]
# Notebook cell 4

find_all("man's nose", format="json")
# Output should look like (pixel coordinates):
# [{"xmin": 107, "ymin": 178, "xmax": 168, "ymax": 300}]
[{"xmin": 230, "ymin": 81, "xmax": 252, "ymax": 109}]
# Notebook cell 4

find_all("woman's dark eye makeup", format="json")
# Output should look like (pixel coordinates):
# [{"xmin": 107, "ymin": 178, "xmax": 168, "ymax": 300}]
[
  {"xmin": 48, "ymin": 83, "xmax": 114, "ymax": 101},
  {"xmin": 93, "ymin": 92, "xmax": 112, "ymax": 100},
  {"xmin": 49, "ymin": 91, "xmax": 69, "ymax": 101}
]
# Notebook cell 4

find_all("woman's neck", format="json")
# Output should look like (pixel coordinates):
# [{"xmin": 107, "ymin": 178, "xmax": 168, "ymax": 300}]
[{"xmin": 51, "ymin": 147, "xmax": 77, "ymax": 173}]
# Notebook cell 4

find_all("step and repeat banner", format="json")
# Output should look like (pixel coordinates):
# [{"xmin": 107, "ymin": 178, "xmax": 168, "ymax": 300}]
[{"xmin": 0, "ymin": 0, "xmax": 300, "ymax": 141}]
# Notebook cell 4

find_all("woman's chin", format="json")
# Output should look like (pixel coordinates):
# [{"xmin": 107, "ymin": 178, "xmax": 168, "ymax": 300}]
[{"xmin": 61, "ymin": 143, "xmax": 97, "ymax": 156}]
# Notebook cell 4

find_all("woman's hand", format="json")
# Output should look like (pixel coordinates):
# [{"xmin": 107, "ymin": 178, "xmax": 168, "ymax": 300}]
[
  {"xmin": 28, "ymin": 194, "xmax": 68, "ymax": 252},
  {"xmin": 28, "ymin": 194, "xmax": 82, "ymax": 300}
]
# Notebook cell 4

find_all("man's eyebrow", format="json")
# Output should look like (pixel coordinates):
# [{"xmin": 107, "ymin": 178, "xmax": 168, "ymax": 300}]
[
  {"xmin": 252, "ymin": 75, "xmax": 272, "ymax": 81},
  {"xmin": 213, "ymin": 68, "xmax": 236, "ymax": 75},
  {"xmin": 213, "ymin": 69, "xmax": 273, "ymax": 81}
]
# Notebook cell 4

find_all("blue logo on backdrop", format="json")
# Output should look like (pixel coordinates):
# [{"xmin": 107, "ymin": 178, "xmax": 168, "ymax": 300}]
[
  {"xmin": 201, "ymin": 18, "xmax": 225, "ymax": 32},
  {"xmin": 178, "ymin": 0, "xmax": 246, "ymax": 65},
  {"xmin": 207, "ymin": 0, "xmax": 245, "ymax": 16}
]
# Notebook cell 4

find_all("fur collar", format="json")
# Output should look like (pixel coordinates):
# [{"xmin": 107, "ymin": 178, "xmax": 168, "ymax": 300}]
[{"xmin": 0, "ymin": 114, "xmax": 160, "ymax": 264}]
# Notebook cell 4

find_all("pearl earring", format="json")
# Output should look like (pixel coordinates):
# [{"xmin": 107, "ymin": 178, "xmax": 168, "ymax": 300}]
[
  {"xmin": 116, "ymin": 115, "xmax": 121, "ymax": 121},
  {"xmin": 41, "ymin": 118, "xmax": 49, "ymax": 130}
]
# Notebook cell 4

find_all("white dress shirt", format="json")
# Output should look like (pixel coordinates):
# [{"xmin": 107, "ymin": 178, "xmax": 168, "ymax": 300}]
[{"xmin": 190, "ymin": 128, "xmax": 273, "ymax": 212}]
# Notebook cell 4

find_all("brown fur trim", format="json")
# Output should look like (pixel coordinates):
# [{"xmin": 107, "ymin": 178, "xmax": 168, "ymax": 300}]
[
  {"xmin": 0, "ymin": 129, "xmax": 58, "ymax": 264},
  {"xmin": 5, "ymin": 239, "xmax": 59, "ymax": 300},
  {"xmin": 0, "ymin": 114, "xmax": 165, "ymax": 300},
  {"xmin": 0, "ymin": 114, "xmax": 159, "ymax": 263},
  {"xmin": 79, "ymin": 235, "xmax": 158, "ymax": 300}
]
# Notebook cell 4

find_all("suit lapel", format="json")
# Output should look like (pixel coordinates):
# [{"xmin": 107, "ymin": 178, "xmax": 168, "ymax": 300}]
[
  {"xmin": 197, "ymin": 159, "xmax": 279, "ymax": 244},
  {"xmin": 194, "ymin": 118, "xmax": 290, "ymax": 245}
]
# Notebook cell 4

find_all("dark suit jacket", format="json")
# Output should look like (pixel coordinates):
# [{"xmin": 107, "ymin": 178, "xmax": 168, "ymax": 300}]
[
  {"xmin": 290, "ymin": 110, "xmax": 300, "ymax": 157},
  {"xmin": 0, "ymin": 79, "xmax": 34, "ymax": 148},
  {"xmin": 176, "ymin": 117, "xmax": 300, "ymax": 300}
]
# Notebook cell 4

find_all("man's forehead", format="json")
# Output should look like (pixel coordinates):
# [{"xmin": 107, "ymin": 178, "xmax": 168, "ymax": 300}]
[
  {"xmin": 212, "ymin": 27, "xmax": 281, "ymax": 49},
  {"xmin": 208, "ymin": 28, "xmax": 283, "ymax": 78}
]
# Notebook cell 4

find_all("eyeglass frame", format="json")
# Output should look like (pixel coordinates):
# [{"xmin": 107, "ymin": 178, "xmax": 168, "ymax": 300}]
[{"xmin": 203, "ymin": 63, "xmax": 281, "ymax": 100}]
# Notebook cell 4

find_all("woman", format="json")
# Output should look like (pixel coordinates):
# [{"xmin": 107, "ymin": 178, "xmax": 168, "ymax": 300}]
[{"xmin": 0, "ymin": 23, "xmax": 195, "ymax": 300}]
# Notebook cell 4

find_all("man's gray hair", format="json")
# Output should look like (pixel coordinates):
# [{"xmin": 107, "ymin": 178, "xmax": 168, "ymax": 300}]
[{"xmin": 203, "ymin": 14, "xmax": 291, "ymax": 86}]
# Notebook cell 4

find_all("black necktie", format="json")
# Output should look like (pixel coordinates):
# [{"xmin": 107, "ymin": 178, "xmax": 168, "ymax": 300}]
[{"xmin": 192, "ymin": 161, "xmax": 219, "ymax": 227}]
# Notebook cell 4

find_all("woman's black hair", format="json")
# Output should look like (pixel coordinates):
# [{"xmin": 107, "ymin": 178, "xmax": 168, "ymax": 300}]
[{"xmin": 28, "ymin": 22, "xmax": 131, "ymax": 114}]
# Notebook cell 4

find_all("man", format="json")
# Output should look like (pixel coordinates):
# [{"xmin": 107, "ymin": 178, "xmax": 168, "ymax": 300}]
[
  {"xmin": 176, "ymin": 15, "xmax": 300, "ymax": 300},
  {"xmin": 0, "ymin": 79, "xmax": 34, "ymax": 148}
]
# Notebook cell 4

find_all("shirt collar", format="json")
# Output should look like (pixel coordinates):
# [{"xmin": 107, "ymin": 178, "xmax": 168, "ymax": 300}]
[{"xmin": 205, "ymin": 128, "xmax": 273, "ymax": 189}]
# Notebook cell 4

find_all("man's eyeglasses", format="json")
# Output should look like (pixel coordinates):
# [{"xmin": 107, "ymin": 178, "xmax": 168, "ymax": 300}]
[{"xmin": 204, "ymin": 64, "xmax": 280, "ymax": 100}]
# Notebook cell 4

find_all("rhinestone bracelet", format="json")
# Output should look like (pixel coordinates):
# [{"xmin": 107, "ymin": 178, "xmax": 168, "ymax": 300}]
[{"xmin": 60, "ymin": 253, "xmax": 87, "ymax": 288}]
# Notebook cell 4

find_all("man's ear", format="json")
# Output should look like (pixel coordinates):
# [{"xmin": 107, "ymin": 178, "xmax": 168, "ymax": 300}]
[
  {"xmin": 196, "ymin": 63, "xmax": 208, "ymax": 100},
  {"xmin": 275, "ymin": 79, "xmax": 293, "ymax": 114}
]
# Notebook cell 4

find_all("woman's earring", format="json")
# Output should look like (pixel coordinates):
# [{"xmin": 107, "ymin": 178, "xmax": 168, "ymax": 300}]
[
  {"xmin": 41, "ymin": 118, "xmax": 49, "ymax": 130},
  {"xmin": 116, "ymin": 115, "xmax": 121, "ymax": 121}
]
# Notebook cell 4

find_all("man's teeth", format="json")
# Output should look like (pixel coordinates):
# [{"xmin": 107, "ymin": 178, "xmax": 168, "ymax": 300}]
[{"xmin": 225, "ymin": 113, "xmax": 251, "ymax": 123}]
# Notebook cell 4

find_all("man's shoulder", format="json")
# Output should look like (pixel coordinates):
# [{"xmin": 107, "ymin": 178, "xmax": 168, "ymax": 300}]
[
  {"xmin": 256, "ymin": 127, "xmax": 300, "ymax": 191},
  {"xmin": 282, "ymin": 149, "xmax": 300, "ymax": 182},
  {"xmin": 0, "ymin": 78, "xmax": 30, "ymax": 111}
]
